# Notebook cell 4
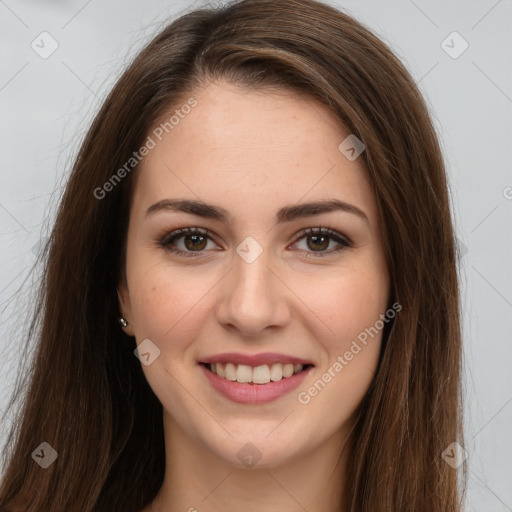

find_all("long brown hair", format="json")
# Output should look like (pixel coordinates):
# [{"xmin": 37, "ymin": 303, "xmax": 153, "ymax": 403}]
[{"xmin": 0, "ymin": 0, "xmax": 467, "ymax": 510}]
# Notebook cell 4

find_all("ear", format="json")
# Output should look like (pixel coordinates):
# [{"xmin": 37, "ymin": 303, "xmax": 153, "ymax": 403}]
[{"xmin": 117, "ymin": 280, "xmax": 135, "ymax": 337}]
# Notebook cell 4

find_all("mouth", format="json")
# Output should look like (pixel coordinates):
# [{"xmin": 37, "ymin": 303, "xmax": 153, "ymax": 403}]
[
  {"xmin": 198, "ymin": 356, "xmax": 315, "ymax": 405},
  {"xmin": 200, "ymin": 361, "xmax": 314, "ymax": 385}
]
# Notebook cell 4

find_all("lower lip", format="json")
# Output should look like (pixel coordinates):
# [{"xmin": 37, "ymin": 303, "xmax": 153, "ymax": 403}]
[{"xmin": 200, "ymin": 364, "xmax": 313, "ymax": 404}]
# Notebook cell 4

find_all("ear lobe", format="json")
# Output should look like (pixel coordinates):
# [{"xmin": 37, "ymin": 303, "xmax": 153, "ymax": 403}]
[{"xmin": 117, "ymin": 283, "xmax": 135, "ymax": 336}]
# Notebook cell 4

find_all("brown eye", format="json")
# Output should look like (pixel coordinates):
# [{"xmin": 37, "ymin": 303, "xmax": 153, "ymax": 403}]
[
  {"xmin": 183, "ymin": 233, "xmax": 208, "ymax": 251},
  {"xmin": 306, "ymin": 233, "xmax": 330, "ymax": 252},
  {"xmin": 292, "ymin": 227, "xmax": 352, "ymax": 258},
  {"xmin": 159, "ymin": 227, "xmax": 217, "ymax": 257}
]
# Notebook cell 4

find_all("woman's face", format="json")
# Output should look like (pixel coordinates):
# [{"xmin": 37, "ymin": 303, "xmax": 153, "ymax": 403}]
[{"xmin": 119, "ymin": 80, "xmax": 390, "ymax": 468}]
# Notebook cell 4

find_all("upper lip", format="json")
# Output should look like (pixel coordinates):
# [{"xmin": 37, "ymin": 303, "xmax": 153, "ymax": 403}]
[{"xmin": 199, "ymin": 352, "xmax": 314, "ymax": 367}]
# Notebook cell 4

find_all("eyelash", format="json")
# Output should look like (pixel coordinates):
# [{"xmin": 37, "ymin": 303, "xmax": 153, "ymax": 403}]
[{"xmin": 157, "ymin": 226, "xmax": 352, "ymax": 259}]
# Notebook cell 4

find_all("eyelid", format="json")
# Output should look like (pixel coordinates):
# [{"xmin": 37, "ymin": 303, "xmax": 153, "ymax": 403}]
[
  {"xmin": 159, "ymin": 227, "xmax": 213, "ymax": 246},
  {"xmin": 293, "ymin": 226, "xmax": 352, "ymax": 246}
]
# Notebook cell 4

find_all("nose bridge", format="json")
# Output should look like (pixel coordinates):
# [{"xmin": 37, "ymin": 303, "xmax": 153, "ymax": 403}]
[
  {"xmin": 216, "ymin": 237, "xmax": 289, "ymax": 334},
  {"xmin": 233, "ymin": 247, "xmax": 271, "ymax": 301}
]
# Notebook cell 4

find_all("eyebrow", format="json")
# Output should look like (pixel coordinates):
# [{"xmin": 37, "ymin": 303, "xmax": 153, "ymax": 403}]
[{"xmin": 145, "ymin": 198, "xmax": 369, "ymax": 225}]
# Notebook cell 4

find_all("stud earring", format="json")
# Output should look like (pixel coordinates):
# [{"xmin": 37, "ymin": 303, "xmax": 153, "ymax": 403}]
[{"xmin": 118, "ymin": 317, "xmax": 128, "ymax": 328}]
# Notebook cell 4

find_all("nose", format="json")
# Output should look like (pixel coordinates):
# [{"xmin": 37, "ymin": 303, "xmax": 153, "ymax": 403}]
[{"xmin": 215, "ymin": 246, "xmax": 291, "ymax": 337}]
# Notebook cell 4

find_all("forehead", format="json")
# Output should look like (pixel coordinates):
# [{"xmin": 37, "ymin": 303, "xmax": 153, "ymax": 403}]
[{"xmin": 133, "ymin": 80, "xmax": 379, "ymax": 228}]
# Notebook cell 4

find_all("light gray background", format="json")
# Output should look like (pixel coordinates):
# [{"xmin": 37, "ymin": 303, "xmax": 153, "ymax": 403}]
[{"xmin": 1, "ymin": 0, "xmax": 511, "ymax": 510}]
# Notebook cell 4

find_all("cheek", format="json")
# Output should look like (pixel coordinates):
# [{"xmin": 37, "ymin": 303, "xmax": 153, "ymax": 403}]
[
  {"xmin": 296, "ymin": 263, "xmax": 389, "ymax": 345},
  {"xmin": 294, "ymin": 269, "xmax": 387, "ymax": 431},
  {"xmin": 127, "ymin": 257, "xmax": 218, "ymax": 345}
]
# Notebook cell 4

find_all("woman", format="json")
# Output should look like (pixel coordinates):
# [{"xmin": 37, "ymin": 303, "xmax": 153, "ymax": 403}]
[{"xmin": 0, "ymin": 0, "xmax": 467, "ymax": 510}]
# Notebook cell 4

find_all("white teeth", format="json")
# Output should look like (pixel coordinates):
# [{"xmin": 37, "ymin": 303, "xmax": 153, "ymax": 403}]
[
  {"xmin": 282, "ymin": 363, "xmax": 294, "ymax": 378},
  {"xmin": 208, "ymin": 362, "xmax": 305, "ymax": 384},
  {"xmin": 252, "ymin": 365, "xmax": 271, "ymax": 384},
  {"xmin": 236, "ymin": 364, "xmax": 252, "ymax": 383},
  {"xmin": 224, "ymin": 362, "xmax": 237, "ymax": 381},
  {"xmin": 269, "ymin": 363, "xmax": 282, "ymax": 381},
  {"xmin": 216, "ymin": 363, "xmax": 225, "ymax": 378}
]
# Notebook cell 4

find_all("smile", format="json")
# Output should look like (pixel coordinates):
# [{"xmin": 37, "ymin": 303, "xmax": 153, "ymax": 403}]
[
  {"xmin": 199, "ymin": 354, "xmax": 314, "ymax": 404},
  {"xmin": 205, "ymin": 362, "xmax": 308, "ymax": 384}
]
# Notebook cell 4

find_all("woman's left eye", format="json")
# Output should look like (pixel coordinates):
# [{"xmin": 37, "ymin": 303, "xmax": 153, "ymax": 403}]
[
  {"xmin": 158, "ymin": 226, "xmax": 352, "ymax": 258},
  {"xmin": 292, "ymin": 227, "xmax": 352, "ymax": 258}
]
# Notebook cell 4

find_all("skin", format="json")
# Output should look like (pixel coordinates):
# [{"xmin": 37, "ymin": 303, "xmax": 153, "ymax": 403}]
[{"xmin": 118, "ymin": 80, "xmax": 390, "ymax": 512}]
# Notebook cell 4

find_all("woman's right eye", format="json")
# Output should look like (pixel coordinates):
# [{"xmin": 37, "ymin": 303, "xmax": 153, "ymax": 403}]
[{"xmin": 159, "ymin": 227, "xmax": 219, "ymax": 258}]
